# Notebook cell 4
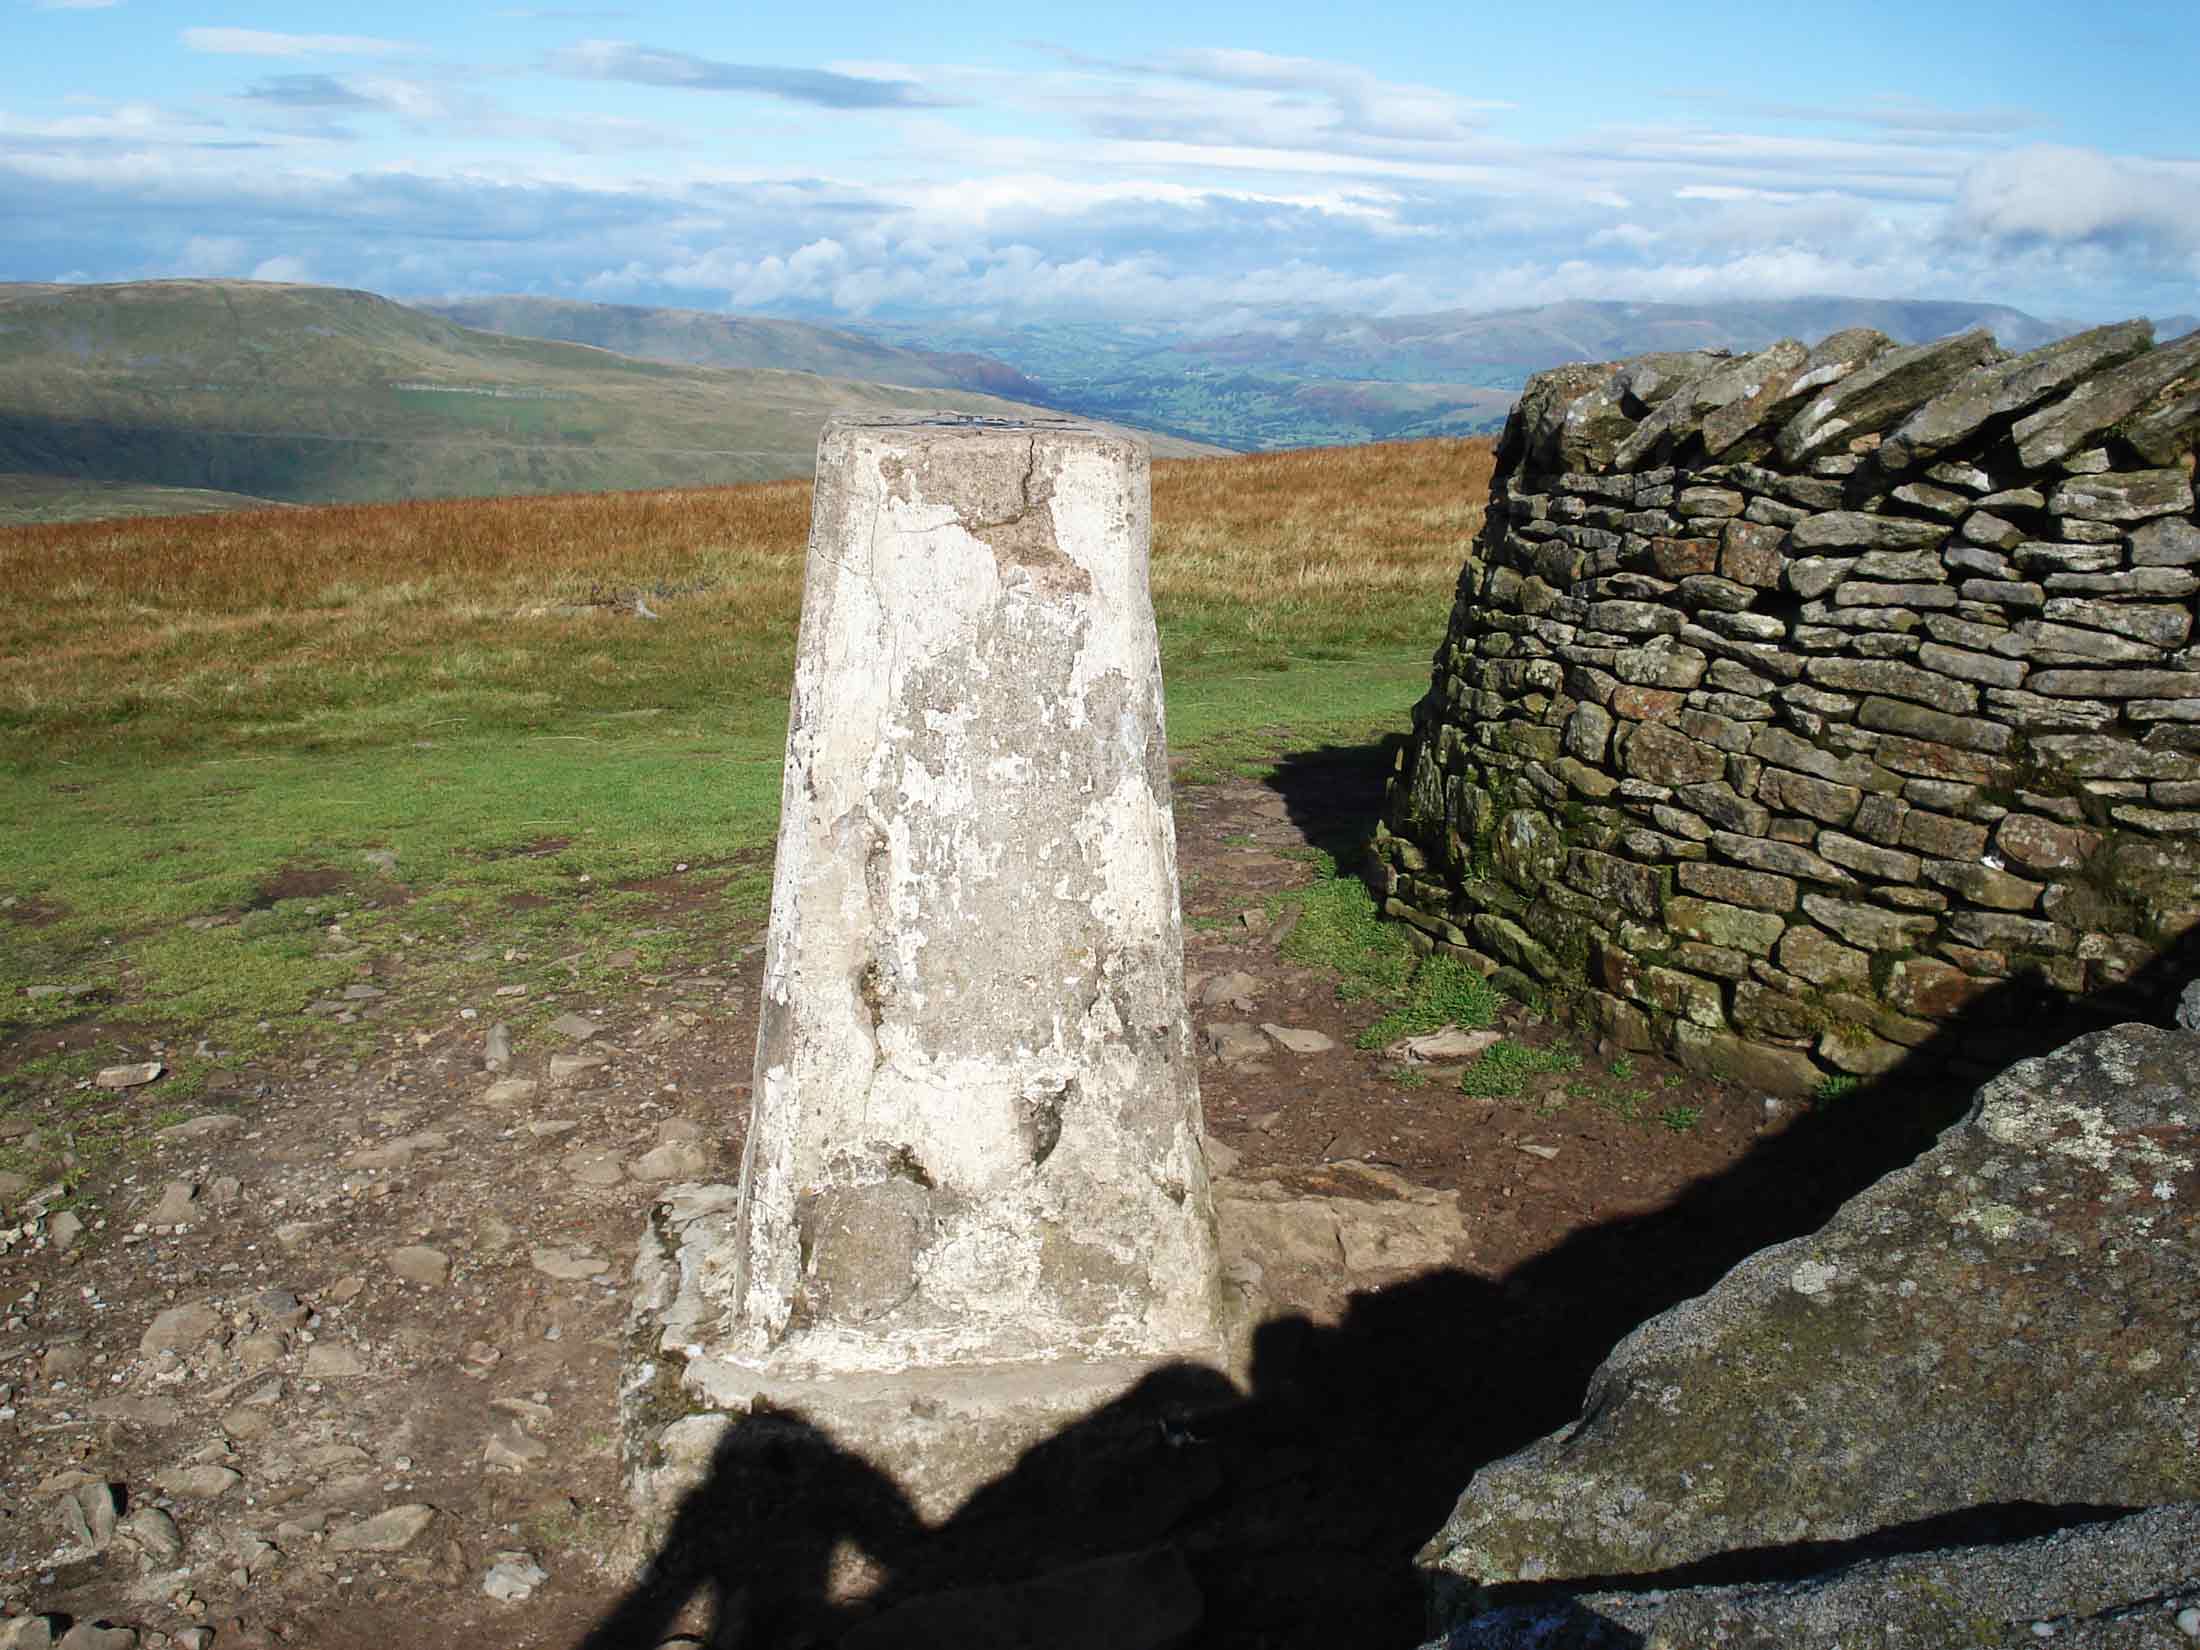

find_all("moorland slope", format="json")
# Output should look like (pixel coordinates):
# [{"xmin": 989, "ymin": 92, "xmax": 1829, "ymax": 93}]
[{"xmin": 0, "ymin": 280, "xmax": 1210, "ymax": 513}]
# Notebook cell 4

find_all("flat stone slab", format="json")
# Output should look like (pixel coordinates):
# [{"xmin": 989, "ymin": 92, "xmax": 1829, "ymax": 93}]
[
  {"xmin": 623, "ymin": 1353, "xmax": 1241, "ymax": 1568},
  {"xmin": 1390, "ymin": 1026, "xmax": 1504, "ymax": 1063},
  {"xmin": 1201, "ymin": 1022, "xmax": 1270, "ymax": 1063},
  {"xmin": 1216, "ymin": 1170, "xmax": 1469, "ymax": 1300}
]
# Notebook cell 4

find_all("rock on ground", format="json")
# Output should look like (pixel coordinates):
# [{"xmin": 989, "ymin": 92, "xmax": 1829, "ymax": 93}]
[
  {"xmin": 328, "ymin": 1503, "xmax": 437, "ymax": 1554},
  {"xmin": 137, "ymin": 1302, "xmax": 224, "ymax": 1356},
  {"xmin": 1421, "ymin": 1020, "xmax": 2200, "ymax": 1626},
  {"xmin": 384, "ymin": 1244, "xmax": 451, "ymax": 1287},
  {"xmin": 1428, "ymin": 1502, "xmax": 2200, "ymax": 1649}
]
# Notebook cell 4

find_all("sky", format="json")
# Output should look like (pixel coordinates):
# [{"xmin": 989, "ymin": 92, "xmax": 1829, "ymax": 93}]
[{"xmin": 4, "ymin": 0, "xmax": 2197, "ymax": 331}]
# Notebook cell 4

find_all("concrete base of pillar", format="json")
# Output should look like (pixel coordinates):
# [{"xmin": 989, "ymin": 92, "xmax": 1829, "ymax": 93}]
[
  {"xmin": 624, "ymin": 1353, "xmax": 1226, "ymax": 1548},
  {"xmin": 616, "ymin": 1181, "xmax": 1257, "ymax": 1578}
]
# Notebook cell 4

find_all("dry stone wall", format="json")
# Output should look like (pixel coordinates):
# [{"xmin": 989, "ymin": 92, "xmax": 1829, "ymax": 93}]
[{"xmin": 1377, "ymin": 321, "xmax": 2200, "ymax": 1092}]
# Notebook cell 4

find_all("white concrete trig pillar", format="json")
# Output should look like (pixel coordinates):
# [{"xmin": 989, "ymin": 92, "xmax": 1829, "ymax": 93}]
[{"xmin": 626, "ymin": 416, "xmax": 1226, "ymax": 1531}]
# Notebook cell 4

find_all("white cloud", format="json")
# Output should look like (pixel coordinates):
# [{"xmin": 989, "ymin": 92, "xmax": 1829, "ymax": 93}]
[
  {"xmin": 1143, "ymin": 46, "xmax": 1507, "ymax": 142},
  {"xmin": 1696, "ymin": 91, "xmax": 2050, "ymax": 139},
  {"xmin": 181, "ymin": 28, "xmax": 412, "ymax": 58},
  {"xmin": 881, "ymin": 172, "xmax": 1405, "ymax": 231},
  {"xmin": 250, "ymin": 254, "xmax": 311, "ymax": 281},
  {"xmin": 0, "ymin": 100, "xmax": 224, "ymax": 141},
  {"xmin": 178, "ymin": 234, "xmax": 246, "ymax": 274},
  {"xmin": 545, "ymin": 40, "xmax": 947, "ymax": 108},
  {"xmin": 1675, "ymin": 185, "xmax": 1803, "ymax": 203},
  {"xmin": 1953, "ymin": 144, "xmax": 2200, "ymax": 248},
  {"xmin": 5, "ymin": 39, "xmax": 2195, "ymax": 329},
  {"xmin": 1590, "ymin": 222, "xmax": 1661, "ymax": 251}
]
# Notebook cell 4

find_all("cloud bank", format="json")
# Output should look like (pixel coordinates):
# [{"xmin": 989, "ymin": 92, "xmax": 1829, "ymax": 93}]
[{"xmin": 3, "ymin": 35, "xmax": 2194, "ymax": 327}]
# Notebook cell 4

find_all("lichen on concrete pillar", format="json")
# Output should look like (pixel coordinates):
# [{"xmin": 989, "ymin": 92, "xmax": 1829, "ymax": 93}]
[{"xmin": 624, "ymin": 418, "xmax": 1225, "ymax": 1535}]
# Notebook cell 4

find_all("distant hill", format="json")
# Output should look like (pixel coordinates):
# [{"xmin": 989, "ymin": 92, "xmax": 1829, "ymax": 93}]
[
  {"xmin": 417, "ymin": 295, "xmax": 1053, "ymax": 402},
  {"xmin": 855, "ymin": 295, "xmax": 2085, "ymax": 452},
  {"xmin": 0, "ymin": 280, "xmax": 1214, "ymax": 517},
  {"xmin": 1170, "ymin": 297, "xmax": 2076, "ymax": 383},
  {"xmin": 0, "ymin": 473, "xmax": 287, "ymax": 527}
]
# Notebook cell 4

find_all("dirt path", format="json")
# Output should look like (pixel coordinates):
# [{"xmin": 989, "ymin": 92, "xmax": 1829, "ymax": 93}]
[{"xmin": 1, "ymin": 750, "xmax": 1930, "ymax": 1650}]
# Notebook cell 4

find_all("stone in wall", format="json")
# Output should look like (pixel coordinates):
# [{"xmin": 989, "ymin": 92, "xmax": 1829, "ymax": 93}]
[{"xmin": 1379, "ymin": 317, "xmax": 2200, "ymax": 1089}]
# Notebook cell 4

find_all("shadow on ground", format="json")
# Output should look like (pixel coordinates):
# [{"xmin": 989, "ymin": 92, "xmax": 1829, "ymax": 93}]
[{"xmin": 576, "ymin": 742, "xmax": 2199, "ymax": 1650}]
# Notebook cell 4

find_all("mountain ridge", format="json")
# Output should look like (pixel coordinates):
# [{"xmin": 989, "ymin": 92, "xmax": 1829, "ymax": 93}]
[
  {"xmin": 416, "ymin": 295, "xmax": 1054, "ymax": 402},
  {"xmin": 850, "ymin": 293, "xmax": 2099, "ymax": 449}
]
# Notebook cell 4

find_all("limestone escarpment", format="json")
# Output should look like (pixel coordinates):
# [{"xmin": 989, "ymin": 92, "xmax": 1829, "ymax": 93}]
[{"xmin": 1378, "ymin": 322, "xmax": 2200, "ymax": 1089}]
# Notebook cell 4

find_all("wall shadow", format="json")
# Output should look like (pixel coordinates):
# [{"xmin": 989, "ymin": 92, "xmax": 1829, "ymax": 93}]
[{"xmin": 580, "ymin": 743, "xmax": 2199, "ymax": 1650}]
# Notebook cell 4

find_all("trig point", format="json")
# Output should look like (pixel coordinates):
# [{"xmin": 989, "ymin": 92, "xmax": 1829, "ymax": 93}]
[{"xmin": 624, "ymin": 416, "xmax": 1228, "ymax": 1540}]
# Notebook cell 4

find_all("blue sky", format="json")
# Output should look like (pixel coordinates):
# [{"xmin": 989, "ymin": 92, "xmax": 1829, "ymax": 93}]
[{"xmin": 5, "ymin": 0, "xmax": 2196, "ymax": 328}]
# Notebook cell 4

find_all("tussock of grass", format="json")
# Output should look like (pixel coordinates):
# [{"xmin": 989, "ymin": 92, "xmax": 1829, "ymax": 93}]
[
  {"xmin": 1275, "ymin": 859, "xmax": 1417, "ymax": 1002},
  {"xmin": 1357, "ymin": 956, "xmax": 1503, "ymax": 1051},
  {"xmin": 1458, "ymin": 1039, "xmax": 1583, "ymax": 1100},
  {"xmin": 1272, "ymin": 848, "xmax": 1502, "ymax": 1051}
]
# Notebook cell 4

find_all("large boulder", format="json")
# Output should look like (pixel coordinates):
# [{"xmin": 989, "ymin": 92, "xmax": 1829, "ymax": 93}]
[
  {"xmin": 1428, "ymin": 1502, "xmax": 2200, "ymax": 1648},
  {"xmin": 1419, "ymin": 1020, "xmax": 2200, "ymax": 1626}
]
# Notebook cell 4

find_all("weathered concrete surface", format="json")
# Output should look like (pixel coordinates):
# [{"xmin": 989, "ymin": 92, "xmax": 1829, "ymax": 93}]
[
  {"xmin": 1419, "ymin": 1020, "xmax": 2200, "ymax": 1624},
  {"xmin": 627, "ymin": 1184, "xmax": 1236, "ymax": 1531},
  {"xmin": 621, "ymin": 416, "xmax": 1226, "ymax": 1556},
  {"xmin": 1425, "ymin": 1503, "xmax": 2200, "ymax": 1649},
  {"xmin": 725, "ymin": 415, "xmax": 1220, "ymax": 1375}
]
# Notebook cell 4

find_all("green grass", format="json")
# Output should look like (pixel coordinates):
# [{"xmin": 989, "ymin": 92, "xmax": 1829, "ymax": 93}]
[
  {"xmin": 2, "ymin": 438, "xmax": 1490, "ymax": 1142},
  {"xmin": 1601, "ymin": 1086, "xmax": 1647, "ymax": 1121},
  {"xmin": 1458, "ymin": 1038, "xmax": 1582, "ymax": 1100},
  {"xmin": 0, "ymin": 651, "xmax": 1442, "ymax": 1114},
  {"xmin": 1250, "ymin": 827, "xmax": 1503, "ymax": 1053},
  {"xmin": 1355, "ymin": 956, "xmax": 1503, "ymax": 1051},
  {"xmin": 0, "ymin": 728, "xmax": 788, "ymax": 1108}
]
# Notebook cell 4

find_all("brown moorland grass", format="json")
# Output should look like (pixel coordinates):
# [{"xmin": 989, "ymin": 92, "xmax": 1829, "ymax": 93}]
[
  {"xmin": 0, "ymin": 438, "xmax": 1491, "ymax": 759},
  {"xmin": 1150, "ymin": 437, "xmax": 1491, "ymax": 656}
]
